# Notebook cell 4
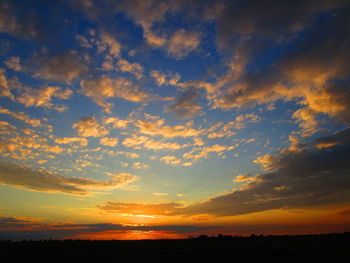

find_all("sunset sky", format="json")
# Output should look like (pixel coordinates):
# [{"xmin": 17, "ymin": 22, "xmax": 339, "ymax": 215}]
[{"xmin": 1, "ymin": 0, "xmax": 350, "ymax": 240}]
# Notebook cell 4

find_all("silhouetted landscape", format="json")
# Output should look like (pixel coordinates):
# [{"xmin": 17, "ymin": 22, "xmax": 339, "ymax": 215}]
[{"xmin": 1, "ymin": 232, "xmax": 349, "ymax": 262}]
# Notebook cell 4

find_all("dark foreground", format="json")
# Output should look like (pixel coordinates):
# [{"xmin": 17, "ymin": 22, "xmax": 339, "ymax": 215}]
[{"xmin": 1, "ymin": 233, "xmax": 349, "ymax": 262}]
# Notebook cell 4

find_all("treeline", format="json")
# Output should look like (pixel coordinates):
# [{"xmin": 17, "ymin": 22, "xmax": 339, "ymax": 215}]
[{"xmin": 0, "ymin": 232, "xmax": 349, "ymax": 262}]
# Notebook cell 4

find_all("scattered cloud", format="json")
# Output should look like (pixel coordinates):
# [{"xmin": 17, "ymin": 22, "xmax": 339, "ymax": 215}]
[
  {"xmin": 122, "ymin": 135, "xmax": 187, "ymax": 151},
  {"xmin": 117, "ymin": 59, "xmax": 143, "ymax": 79},
  {"xmin": 32, "ymin": 50, "xmax": 89, "ymax": 84},
  {"xmin": 17, "ymin": 86, "xmax": 73, "ymax": 111},
  {"xmin": 183, "ymin": 144, "xmax": 237, "ymax": 161},
  {"xmin": 0, "ymin": 106, "xmax": 42, "ymax": 127},
  {"xmin": 54, "ymin": 137, "xmax": 88, "ymax": 147},
  {"xmin": 80, "ymin": 75, "xmax": 152, "ymax": 113},
  {"xmin": 165, "ymin": 29, "xmax": 201, "ymax": 59},
  {"xmin": 150, "ymin": 70, "xmax": 167, "ymax": 86},
  {"xmin": 4, "ymin": 56, "xmax": 22, "ymax": 71},
  {"xmin": 207, "ymin": 113, "xmax": 260, "ymax": 138},
  {"xmin": 99, "ymin": 202, "xmax": 183, "ymax": 216},
  {"xmin": 160, "ymin": 155, "xmax": 191, "ymax": 167},
  {"xmin": 181, "ymin": 129, "xmax": 350, "ymax": 216},
  {"xmin": 97, "ymin": 30, "xmax": 122, "ymax": 58},
  {"xmin": 135, "ymin": 118, "xmax": 203, "ymax": 138},
  {"xmin": 0, "ymin": 0, "xmax": 46, "ymax": 39},
  {"xmin": 0, "ymin": 69, "xmax": 14, "ymax": 100},
  {"xmin": 73, "ymin": 116, "xmax": 109, "ymax": 137},
  {"xmin": 166, "ymin": 88, "xmax": 204, "ymax": 119},
  {"xmin": 103, "ymin": 117, "xmax": 130, "ymax": 129},
  {"xmin": 99, "ymin": 137, "xmax": 119, "ymax": 147},
  {"xmin": 132, "ymin": 162, "xmax": 149, "ymax": 169}
]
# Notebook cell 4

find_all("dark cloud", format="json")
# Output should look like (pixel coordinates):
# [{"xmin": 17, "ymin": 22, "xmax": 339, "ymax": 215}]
[
  {"xmin": 166, "ymin": 88, "xmax": 204, "ymax": 118},
  {"xmin": 215, "ymin": 0, "xmax": 345, "ymax": 49},
  {"xmin": 0, "ymin": 0, "xmax": 47, "ymax": 39},
  {"xmin": 216, "ymin": 4, "xmax": 350, "ymax": 127},
  {"xmin": 30, "ymin": 50, "xmax": 90, "ymax": 84},
  {"xmin": 0, "ymin": 161, "xmax": 138, "ymax": 195},
  {"xmin": 179, "ymin": 129, "xmax": 350, "ymax": 216},
  {"xmin": 99, "ymin": 202, "xmax": 182, "ymax": 216},
  {"xmin": 313, "ymin": 128, "xmax": 350, "ymax": 148},
  {"xmin": 100, "ymin": 129, "xmax": 350, "ymax": 217},
  {"xmin": 0, "ymin": 216, "xmax": 215, "ymax": 240}
]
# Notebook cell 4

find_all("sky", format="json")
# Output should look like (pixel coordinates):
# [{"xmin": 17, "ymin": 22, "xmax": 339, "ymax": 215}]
[{"xmin": 1, "ymin": 0, "xmax": 350, "ymax": 240}]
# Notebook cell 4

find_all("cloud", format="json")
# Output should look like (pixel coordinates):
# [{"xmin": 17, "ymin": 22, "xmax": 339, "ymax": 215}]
[
  {"xmin": 4, "ymin": 56, "xmax": 22, "ymax": 71},
  {"xmin": 0, "ymin": 130, "xmax": 68, "ymax": 158},
  {"xmin": 117, "ymin": 59, "xmax": 143, "ymax": 79},
  {"xmin": 160, "ymin": 155, "xmax": 192, "ymax": 167},
  {"xmin": 111, "ymin": 150, "xmax": 140, "ymax": 159},
  {"xmin": 214, "ymin": 0, "xmax": 342, "ymax": 49},
  {"xmin": 143, "ymin": 27, "xmax": 201, "ymax": 59},
  {"xmin": 135, "ymin": 118, "xmax": 203, "ymax": 138},
  {"xmin": 292, "ymin": 108, "xmax": 319, "ymax": 136},
  {"xmin": 54, "ymin": 137, "xmax": 89, "ymax": 147},
  {"xmin": 232, "ymin": 174, "xmax": 256, "ymax": 182},
  {"xmin": 180, "ymin": 129, "xmax": 350, "ymax": 216},
  {"xmin": 166, "ymin": 88, "xmax": 204, "ymax": 119},
  {"xmin": 0, "ymin": 1, "xmax": 46, "ymax": 39},
  {"xmin": 0, "ymin": 106, "xmax": 42, "ymax": 127},
  {"xmin": 99, "ymin": 137, "xmax": 119, "ymax": 147},
  {"xmin": 110, "ymin": 129, "xmax": 350, "ymax": 217},
  {"xmin": 80, "ymin": 75, "xmax": 152, "ymax": 113},
  {"xmin": 143, "ymin": 139, "xmax": 188, "ymax": 151},
  {"xmin": 0, "ymin": 121, "xmax": 17, "ymax": 135},
  {"xmin": 0, "ymin": 161, "xmax": 138, "ymax": 195},
  {"xmin": 99, "ymin": 202, "xmax": 183, "ymax": 216},
  {"xmin": 0, "ymin": 69, "xmax": 14, "ymax": 100},
  {"xmin": 119, "ymin": 0, "xmax": 201, "ymax": 59},
  {"xmin": 313, "ymin": 128, "xmax": 350, "ymax": 149},
  {"xmin": 150, "ymin": 70, "xmax": 167, "ymax": 86},
  {"xmin": 165, "ymin": 29, "xmax": 201, "ymax": 59},
  {"xmin": 17, "ymin": 86, "xmax": 73, "ymax": 111},
  {"xmin": 122, "ymin": 135, "xmax": 149, "ymax": 148},
  {"xmin": 0, "ymin": 135, "xmax": 66, "ymax": 160},
  {"xmin": 160, "ymin": 155, "xmax": 182, "ymax": 165},
  {"xmin": 132, "ymin": 162, "xmax": 149, "ymax": 169},
  {"xmin": 97, "ymin": 30, "xmax": 122, "ymax": 58},
  {"xmin": 212, "ymin": 4, "xmax": 350, "ymax": 134},
  {"xmin": 120, "ymin": 0, "xmax": 172, "ymax": 25},
  {"xmin": 183, "ymin": 144, "xmax": 237, "ymax": 161},
  {"xmin": 0, "ymin": 216, "xmax": 214, "ymax": 240},
  {"xmin": 103, "ymin": 117, "xmax": 130, "ymax": 129},
  {"xmin": 32, "ymin": 50, "xmax": 89, "ymax": 84},
  {"xmin": 122, "ymin": 135, "xmax": 187, "ymax": 151},
  {"xmin": 72, "ymin": 116, "xmax": 109, "ymax": 137},
  {"xmin": 207, "ymin": 113, "xmax": 260, "ymax": 138}
]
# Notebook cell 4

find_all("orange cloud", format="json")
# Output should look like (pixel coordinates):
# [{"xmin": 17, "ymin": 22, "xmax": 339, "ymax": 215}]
[
  {"xmin": 0, "ymin": 106, "xmax": 42, "ymax": 127},
  {"xmin": 117, "ymin": 59, "xmax": 143, "ymax": 79},
  {"xmin": 103, "ymin": 117, "xmax": 130, "ymax": 129},
  {"xmin": 122, "ymin": 135, "xmax": 187, "ymax": 151},
  {"xmin": 54, "ymin": 137, "xmax": 89, "ymax": 147},
  {"xmin": 17, "ymin": 86, "xmax": 72, "ymax": 111},
  {"xmin": 99, "ymin": 137, "xmax": 119, "ymax": 147},
  {"xmin": 135, "ymin": 119, "xmax": 203, "ymax": 138},
  {"xmin": 80, "ymin": 75, "xmax": 152, "ymax": 113},
  {"xmin": 73, "ymin": 116, "xmax": 109, "ymax": 137}
]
